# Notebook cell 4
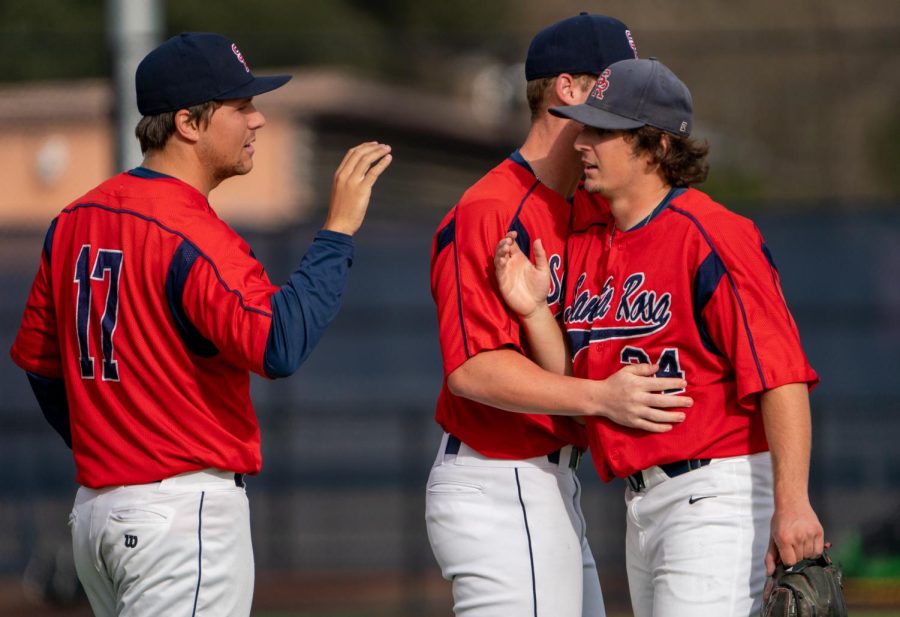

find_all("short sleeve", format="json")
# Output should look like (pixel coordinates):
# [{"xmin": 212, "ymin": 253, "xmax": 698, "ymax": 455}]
[
  {"xmin": 10, "ymin": 225, "xmax": 63, "ymax": 378},
  {"xmin": 431, "ymin": 200, "xmax": 522, "ymax": 378},
  {"xmin": 700, "ymin": 217, "xmax": 818, "ymax": 409},
  {"xmin": 180, "ymin": 232, "xmax": 277, "ymax": 375}
]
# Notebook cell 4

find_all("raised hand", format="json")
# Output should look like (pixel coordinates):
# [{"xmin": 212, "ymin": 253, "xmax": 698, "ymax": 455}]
[
  {"xmin": 494, "ymin": 231, "xmax": 550, "ymax": 318},
  {"xmin": 324, "ymin": 142, "xmax": 392, "ymax": 236}
]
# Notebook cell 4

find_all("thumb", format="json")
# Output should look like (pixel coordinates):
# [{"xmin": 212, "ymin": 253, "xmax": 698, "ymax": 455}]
[{"xmin": 532, "ymin": 238, "xmax": 549, "ymax": 272}]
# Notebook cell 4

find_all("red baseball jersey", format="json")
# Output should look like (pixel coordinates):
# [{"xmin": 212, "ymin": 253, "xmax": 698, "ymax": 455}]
[
  {"xmin": 11, "ymin": 170, "xmax": 277, "ymax": 488},
  {"xmin": 431, "ymin": 154, "xmax": 587, "ymax": 458},
  {"xmin": 564, "ymin": 187, "xmax": 818, "ymax": 481}
]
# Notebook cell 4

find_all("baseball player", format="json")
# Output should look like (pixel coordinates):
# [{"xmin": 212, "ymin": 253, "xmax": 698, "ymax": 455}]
[
  {"xmin": 9, "ymin": 32, "xmax": 391, "ymax": 617},
  {"xmin": 427, "ymin": 16, "xmax": 693, "ymax": 617},
  {"xmin": 495, "ymin": 57, "xmax": 826, "ymax": 616}
]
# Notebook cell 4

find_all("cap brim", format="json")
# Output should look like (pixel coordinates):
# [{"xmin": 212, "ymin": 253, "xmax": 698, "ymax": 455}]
[
  {"xmin": 549, "ymin": 103, "xmax": 644, "ymax": 131},
  {"xmin": 216, "ymin": 74, "xmax": 292, "ymax": 101}
]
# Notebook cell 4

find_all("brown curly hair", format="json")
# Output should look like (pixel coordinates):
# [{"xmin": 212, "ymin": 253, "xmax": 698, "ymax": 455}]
[{"xmin": 626, "ymin": 126, "xmax": 709, "ymax": 187}]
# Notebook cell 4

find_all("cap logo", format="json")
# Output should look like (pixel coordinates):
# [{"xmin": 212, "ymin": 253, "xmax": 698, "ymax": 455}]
[
  {"xmin": 590, "ymin": 68, "xmax": 612, "ymax": 101},
  {"xmin": 625, "ymin": 30, "xmax": 638, "ymax": 58},
  {"xmin": 680, "ymin": 121, "xmax": 688, "ymax": 133},
  {"xmin": 231, "ymin": 43, "xmax": 250, "ymax": 73}
]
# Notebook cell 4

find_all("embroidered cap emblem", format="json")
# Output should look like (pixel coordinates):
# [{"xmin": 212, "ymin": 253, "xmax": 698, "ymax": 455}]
[{"xmin": 231, "ymin": 43, "xmax": 250, "ymax": 73}]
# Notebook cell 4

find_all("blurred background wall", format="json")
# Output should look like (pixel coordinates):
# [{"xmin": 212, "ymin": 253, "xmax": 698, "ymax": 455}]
[{"xmin": 0, "ymin": 1, "xmax": 898, "ymax": 615}]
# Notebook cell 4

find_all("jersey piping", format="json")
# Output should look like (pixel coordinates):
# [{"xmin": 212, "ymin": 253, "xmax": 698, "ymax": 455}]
[
  {"xmin": 449, "ymin": 211, "xmax": 472, "ymax": 359},
  {"xmin": 61, "ymin": 203, "xmax": 273, "ymax": 319},
  {"xmin": 669, "ymin": 204, "xmax": 766, "ymax": 389}
]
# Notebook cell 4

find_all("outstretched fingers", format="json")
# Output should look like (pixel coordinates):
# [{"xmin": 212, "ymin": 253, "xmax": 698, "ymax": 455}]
[
  {"xmin": 324, "ymin": 142, "xmax": 393, "ymax": 236},
  {"xmin": 344, "ymin": 142, "xmax": 392, "ymax": 185}
]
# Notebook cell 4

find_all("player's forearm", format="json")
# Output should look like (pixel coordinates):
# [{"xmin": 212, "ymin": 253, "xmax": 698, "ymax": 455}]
[
  {"xmin": 264, "ymin": 231, "xmax": 353, "ymax": 378},
  {"xmin": 761, "ymin": 382, "xmax": 813, "ymax": 507},
  {"xmin": 447, "ymin": 349, "xmax": 594, "ymax": 416},
  {"xmin": 25, "ymin": 371, "xmax": 72, "ymax": 448},
  {"xmin": 519, "ymin": 305, "xmax": 571, "ymax": 375},
  {"xmin": 761, "ymin": 382, "xmax": 825, "ymax": 567}
]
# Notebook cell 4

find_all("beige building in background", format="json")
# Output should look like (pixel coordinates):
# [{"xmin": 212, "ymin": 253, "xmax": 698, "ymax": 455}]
[
  {"xmin": 1, "ymin": 0, "xmax": 898, "ymax": 230},
  {"xmin": 0, "ymin": 71, "xmax": 523, "ymax": 229}
]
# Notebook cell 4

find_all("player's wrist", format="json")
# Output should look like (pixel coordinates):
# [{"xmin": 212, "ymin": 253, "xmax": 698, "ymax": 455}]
[
  {"xmin": 773, "ymin": 492, "xmax": 813, "ymax": 512},
  {"xmin": 580, "ymin": 378, "xmax": 608, "ymax": 416},
  {"xmin": 322, "ymin": 219, "xmax": 358, "ymax": 236},
  {"xmin": 519, "ymin": 302, "xmax": 553, "ymax": 324}
]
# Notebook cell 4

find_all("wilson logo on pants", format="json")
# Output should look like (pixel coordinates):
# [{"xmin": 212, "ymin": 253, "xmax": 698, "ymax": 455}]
[{"xmin": 124, "ymin": 535, "xmax": 138, "ymax": 548}]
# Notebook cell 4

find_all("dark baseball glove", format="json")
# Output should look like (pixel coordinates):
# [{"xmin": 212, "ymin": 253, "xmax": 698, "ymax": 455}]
[{"xmin": 761, "ymin": 548, "xmax": 848, "ymax": 617}]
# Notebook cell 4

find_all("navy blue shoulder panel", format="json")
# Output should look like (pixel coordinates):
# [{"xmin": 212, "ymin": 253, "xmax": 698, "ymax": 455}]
[
  {"xmin": 692, "ymin": 251, "xmax": 726, "ymax": 356},
  {"xmin": 165, "ymin": 241, "xmax": 219, "ymax": 357},
  {"xmin": 670, "ymin": 205, "xmax": 766, "ymax": 388},
  {"xmin": 435, "ymin": 217, "xmax": 455, "ymax": 258},
  {"xmin": 508, "ymin": 217, "xmax": 531, "ymax": 259},
  {"xmin": 42, "ymin": 217, "xmax": 59, "ymax": 262},
  {"xmin": 506, "ymin": 179, "xmax": 540, "ymax": 259},
  {"xmin": 761, "ymin": 242, "xmax": 778, "ymax": 271}
]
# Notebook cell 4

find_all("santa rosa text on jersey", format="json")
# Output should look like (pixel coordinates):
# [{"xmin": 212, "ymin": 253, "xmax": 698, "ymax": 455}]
[{"xmin": 564, "ymin": 272, "xmax": 672, "ymax": 358}]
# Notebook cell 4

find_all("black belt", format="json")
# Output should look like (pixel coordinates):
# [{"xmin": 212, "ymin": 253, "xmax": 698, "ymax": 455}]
[
  {"xmin": 625, "ymin": 459, "xmax": 711, "ymax": 491},
  {"xmin": 445, "ymin": 435, "xmax": 581, "ymax": 470}
]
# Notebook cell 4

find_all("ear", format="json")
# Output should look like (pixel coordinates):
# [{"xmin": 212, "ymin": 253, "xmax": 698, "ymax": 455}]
[
  {"xmin": 658, "ymin": 133, "xmax": 671, "ymax": 158},
  {"xmin": 173, "ymin": 109, "xmax": 201, "ymax": 144},
  {"xmin": 553, "ymin": 73, "xmax": 588, "ymax": 106},
  {"xmin": 645, "ymin": 133, "xmax": 669, "ymax": 172}
]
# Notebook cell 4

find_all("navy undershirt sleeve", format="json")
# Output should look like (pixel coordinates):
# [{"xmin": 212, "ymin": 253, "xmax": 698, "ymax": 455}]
[
  {"xmin": 26, "ymin": 372, "xmax": 72, "ymax": 448},
  {"xmin": 264, "ymin": 230, "xmax": 355, "ymax": 378}
]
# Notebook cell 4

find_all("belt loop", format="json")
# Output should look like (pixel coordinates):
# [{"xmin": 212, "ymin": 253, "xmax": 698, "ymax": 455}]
[
  {"xmin": 234, "ymin": 473, "xmax": 245, "ymax": 488},
  {"xmin": 445, "ymin": 434, "xmax": 462, "ymax": 455},
  {"xmin": 569, "ymin": 448, "xmax": 582, "ymax": 470},
  {"xmin": 626, "ymin": 471, "xmax": 645, "ymax": 492}
]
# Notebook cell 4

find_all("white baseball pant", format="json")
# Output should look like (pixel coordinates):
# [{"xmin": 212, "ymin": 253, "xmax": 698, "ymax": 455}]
[
  {"xmin": 625, "ymin": 452, "xmax": 774, "ymax": 617},
  {"xmin": 70, "ymin": 468, "xmax": 254, "ymax": 617},
  {"xmin": 426, "ymin": 432, "xmax": 605, "ymax": 617}
]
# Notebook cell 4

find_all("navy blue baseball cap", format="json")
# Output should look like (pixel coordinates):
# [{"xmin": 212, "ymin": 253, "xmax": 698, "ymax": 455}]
[
  {"xmin": 135, "ymin": 32, "xmax": 291, "ymax": 116},
  {"xmin": 525, "ymin": 13, "xmax": 638, "ymax": 81},
  {"xmin": 550, "ymin": 58, "xmax": 693, "ymax": 136}
]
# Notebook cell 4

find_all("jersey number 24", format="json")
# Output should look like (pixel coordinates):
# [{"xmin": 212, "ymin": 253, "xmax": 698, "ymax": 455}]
[{"xmin": 620, "ymin": 346, "xmax": 685, "ymax": 394}]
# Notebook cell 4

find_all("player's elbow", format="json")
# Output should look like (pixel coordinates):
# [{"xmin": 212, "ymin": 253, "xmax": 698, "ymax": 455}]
[
  {"xmin": 447, "ymin": 365, "xmax": 477, "ymax": 399},
  {"xmin": 263, "ymin": 346, "xmax": 306, "ymax": 379}
]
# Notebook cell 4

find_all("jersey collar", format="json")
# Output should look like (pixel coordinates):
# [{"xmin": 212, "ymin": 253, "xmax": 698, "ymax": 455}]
[
  {"xmin": 628, "ymin": 187, "xmax": 688, "ymax": 231},
  {"xmin": 128, "ymin": 166, "xmax": 177, "ymax": 180},
  {"xmin": 509, "ymin": 149, "xmax": 536, "ymax": 178}
]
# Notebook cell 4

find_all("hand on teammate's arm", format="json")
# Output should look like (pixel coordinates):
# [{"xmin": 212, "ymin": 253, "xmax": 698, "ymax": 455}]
[
  {"xmin": 760, "ymin": 382, "xmax": 825, "ymax": 573},
  {"xmin": 448, "ymin": 350, "xmax": 689, "ymax": 432},
  {"xmin": 322, "ymin": 142, "xmax": 392, "ymax": 236}
]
